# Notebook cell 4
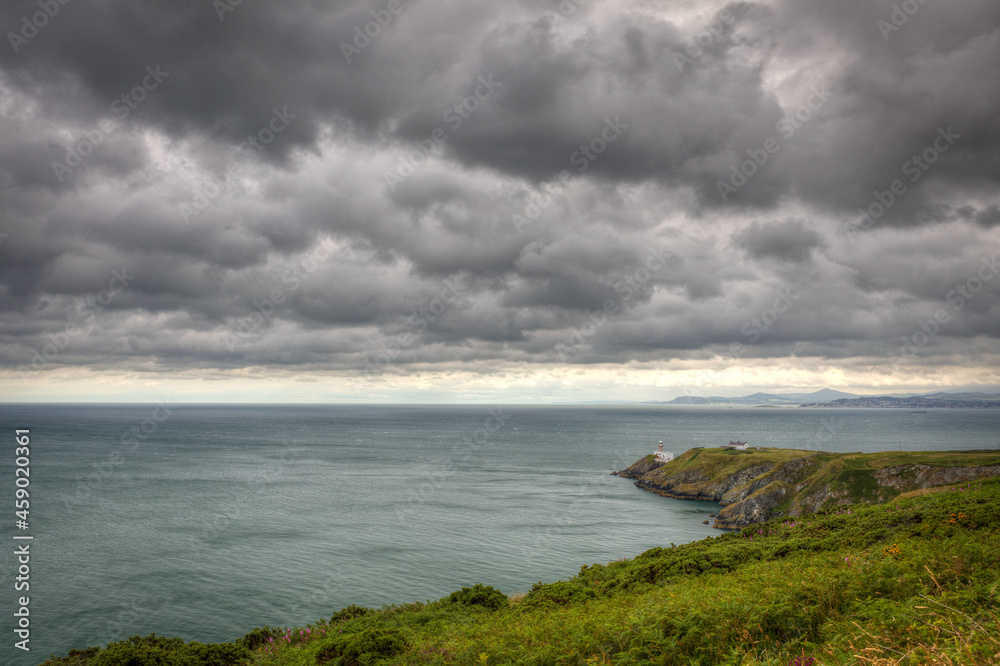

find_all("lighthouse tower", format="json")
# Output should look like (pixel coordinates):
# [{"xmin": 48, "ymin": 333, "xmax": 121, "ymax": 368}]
[{"xmin": 654, "ymin": 440, "xmax": 674, "ymax": 463}]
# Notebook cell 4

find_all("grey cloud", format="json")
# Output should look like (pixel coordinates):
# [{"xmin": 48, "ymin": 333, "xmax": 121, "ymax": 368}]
[
  {"xmin": 1, "ymin": 0, "xmax": 999, "ymax": 384},
  {"xmin": 733, "ymin": 219, "xmax": 823, "ymax": 263}
]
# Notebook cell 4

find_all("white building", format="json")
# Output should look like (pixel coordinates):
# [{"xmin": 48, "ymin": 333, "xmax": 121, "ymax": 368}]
[
  {"xmin": 654, "ymin": 441, "xmax": 674, "ymax": 462},
  {"xmin": 724, "ymin": 440, "xmax": 749, "ymax": 451}
]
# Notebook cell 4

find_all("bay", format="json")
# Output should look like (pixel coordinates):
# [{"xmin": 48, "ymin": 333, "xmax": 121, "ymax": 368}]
[{"xmin": 1, "ymin": 403, "xmax": 998, "ymax": 662}]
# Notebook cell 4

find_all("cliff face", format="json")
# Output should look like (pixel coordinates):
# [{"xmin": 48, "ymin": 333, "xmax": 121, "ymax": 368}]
[
  {"xmin": 873, "ymin": 463, "xmax": 1000, "ymax": 490},
  {"xmin": 612, "ymin": 455, "xmax": 665, "ymax": 478},
  {"xmin": 617, "ymin": 448, "xmax": 1000, "ymax": 529}
]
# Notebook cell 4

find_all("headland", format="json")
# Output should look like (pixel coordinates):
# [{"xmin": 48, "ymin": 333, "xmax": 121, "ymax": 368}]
[{"xmin": 615, "ymin": 447, "xmax": 1000, "ymax": 528}]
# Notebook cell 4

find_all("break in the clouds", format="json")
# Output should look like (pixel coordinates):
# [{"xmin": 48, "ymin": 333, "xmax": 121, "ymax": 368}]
[{"xmin": 1, "ymin": 0, "xmax": 999, "ymax": 402}]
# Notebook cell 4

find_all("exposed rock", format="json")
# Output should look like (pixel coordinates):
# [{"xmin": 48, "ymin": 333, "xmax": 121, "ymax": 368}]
[
  {"xmin": 716, "ymin": 482, "xmax": 790, "ymax": 528},
  {"xmin": 791, "ymin": 486, "xmax": 850, "ymax": 516},
  {"xmin": 635, "ymin": 467, "xmax": 717, "ymax": 501},
  {"xmin": 720, "ymin": 456, "xmax": 822, "ymax": 504},
  {"xmin": 873, "ymin": 464, "xmax": 1000, "ymax": 490},
  {"xmin": 613, "ymin": 454, "xmax": 665, "ymax": 478},
  {"xmin": 614, "ymin": 448, "xmax": 1000, "ymax": 529}
]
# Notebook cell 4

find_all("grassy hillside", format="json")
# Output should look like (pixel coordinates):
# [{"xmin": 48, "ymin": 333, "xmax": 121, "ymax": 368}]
[
  {"xmin": 629, "ymin": 447, "xmax": 1000, "ymax": 528},
  {"xmin": 640, "ymin": 447, "xmax": 1000, "ymax": 489},
  {"xmin": 44, "ymin": 477, "xmax": 1000, "ymax": 665}
]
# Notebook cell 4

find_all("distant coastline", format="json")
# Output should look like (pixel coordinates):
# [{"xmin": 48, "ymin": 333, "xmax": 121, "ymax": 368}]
[
  {"xmin": 801, "ymin": 395, "xmax": 1000, "ymax": 409},
  {"xmin": 647, "ymin": 388, "xmax": 1000, "ymax": 409}
]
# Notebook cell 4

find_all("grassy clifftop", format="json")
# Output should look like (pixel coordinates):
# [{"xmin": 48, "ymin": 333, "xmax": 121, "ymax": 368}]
[
  {"xmin": 44, "ymin": 477, "xmax": 1000, "ymax": 665},
  {"xmin": 626, "ymin": 447, "xmax": 1000, "ymax": 528}
]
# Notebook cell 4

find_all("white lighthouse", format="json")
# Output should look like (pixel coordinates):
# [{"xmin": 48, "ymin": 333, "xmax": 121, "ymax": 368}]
[{"xmin": 654, "ymin": 441, "xmax": 674, "ymax": 463}]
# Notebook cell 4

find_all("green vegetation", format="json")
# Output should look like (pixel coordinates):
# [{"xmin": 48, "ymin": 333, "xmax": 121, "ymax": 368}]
[
  {"xmin": 44, "ymin": 635, "xmax": 250, "ymax": 666},
  {"xmin": 643, "ymin": 447, "xmax": 1000, "ymax": 492},
  {"xmin": 315, "ymin": 628, "xmax": 410, "ymax": 665},
  {"xmin": 630, "ymin": 447, "xmax": 1000, "ymax": 527},
  {"xmin": 447, "ymin": 584, "xmax": 510, "ymax": 611},
  {"xmin": 43, "ymin": 477, "xmax": 1000, "ymax": 665}
]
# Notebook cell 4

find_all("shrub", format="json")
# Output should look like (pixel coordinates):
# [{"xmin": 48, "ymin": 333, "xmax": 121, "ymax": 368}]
[
  {"xmin": 40, "ymin": 647, "xmax": 100, "ymax": 666},
  {"xmin": 520, "ymin": 580, "xmax": 595, "ymax": 610},
  {"xmin": 185, "ymin": 642, "xmax": 250, "ymax": 666},
  {"xmin": 82, "ymin": 634, "xmax": 248, "ymax": 666},
  {"xmin": 93, "ymin": 634, "xmax": 186, "ymax": 666},
  {"xmin": 238, "ymin": 625, "xmax": 283, "ymax": 650},
  {"xmin": 315, "ymin": 627, "xmax": 409, "ymax": 665},
  {"xmin": 447, "ymin": 584, "xmax": 509, "ymax": 611},
  {"xmin": 330, "ymin": 604, "xmax": 373, "ymax": 623}
]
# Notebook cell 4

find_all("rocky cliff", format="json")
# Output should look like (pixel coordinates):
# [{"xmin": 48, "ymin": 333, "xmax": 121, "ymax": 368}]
[
  {"xmin": 611, "ymin": 454, "xmax": 666, "ymax": 478},
  {"xmin": 618, "ymin": 447, "xmax": 1000, "ymax": 529}
]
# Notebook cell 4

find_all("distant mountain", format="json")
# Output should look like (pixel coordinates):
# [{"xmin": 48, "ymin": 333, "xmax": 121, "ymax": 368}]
[
  {"xmin": 781, "ymin": 389, "xmax": 858, "ymax": 403},
  {"xmin": 810, "ymin": 393, "xmax": 1000, "ymax": 409},
  {"xmin": 657, "ymin": 389, "xmax": 1000, "ymax": 408},
  {"xmin": 658, "ymin": 388, "xmax": 858, "ymax": 406},
  {"xmin": 921, "ymin": 392, "xmax": 1000, "ymax": 402},
  {"xmin": 662, "ymin": 396, "xmax": 714, "ymax": 405}
]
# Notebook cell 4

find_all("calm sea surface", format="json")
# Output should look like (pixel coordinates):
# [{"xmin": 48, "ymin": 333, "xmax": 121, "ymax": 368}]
[{"xmin": 1, "ymin": 404, "xmax": 998, "ymax": 662}]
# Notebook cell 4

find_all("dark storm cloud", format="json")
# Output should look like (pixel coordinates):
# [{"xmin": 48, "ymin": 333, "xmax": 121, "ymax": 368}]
[
  {"xmin": 733, "ymin": 219, "xmax": 823, "ymax": 264},
  {"xmin": 395, "ymin": 2, "xmax": 787, "ymax": 189},
  {"xmin": 763, "ymin": 0, "xmax": 1000, "ymax": 218},
  {"xmin": 1, "ymin": 0, "xmax": 999, "ymax": 382},
  {"xmin": 973, "ymin": 205, "xmax": 1000, "ymax": 229}
]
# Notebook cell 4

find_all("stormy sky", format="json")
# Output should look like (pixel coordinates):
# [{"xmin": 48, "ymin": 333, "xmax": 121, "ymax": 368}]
[{"xmin": 1, "ymin": 0, "xmax": 999, "ymax": 403}]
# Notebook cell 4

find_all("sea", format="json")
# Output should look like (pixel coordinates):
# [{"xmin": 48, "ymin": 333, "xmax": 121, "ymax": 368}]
[{"xmin": 1, "ymin": 403, "xmax": 998, "ymax": 663}]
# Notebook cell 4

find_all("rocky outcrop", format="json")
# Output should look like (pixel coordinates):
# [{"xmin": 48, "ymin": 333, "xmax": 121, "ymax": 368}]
[
  {"xmin": 873, "ymin": 464, "xmax": 1000, "ymax": 490},
  {"xmin": 720, "ymin": 456, "xmax": 822, "ymax": 505},
  {"xmin": 716, "ymin": 482, "xmax": 791, "ymax": 528},
  {"xmin": 789, "ymin": 464, "xmax": 1000, "ymax": 517},
  {"xmin": 615, "ymin": 448, "xmax": 1000, "ymax": 529},
  {"xmin": 612, "ymin": 455, "xmax": 665, "ymax": 479},
  {"xmin": 635, "ymin": 467, "xmax": 719, "ymax": 501}
]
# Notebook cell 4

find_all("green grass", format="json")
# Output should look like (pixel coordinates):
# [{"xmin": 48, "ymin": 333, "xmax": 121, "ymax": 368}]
[
  {"xmin": 43, "ymin": 477, "xmax": 1000, "ymax": 665},
  {"xmin": 648, "ymin": 448, "xmax": 1000, "ymax": 487},
  {"xmin": 666, "ymin": 447, "xmax": 815, "ymax": 477},
  {"xmin": 634, "ymin": 448, "xmax": 1000, "ymax": 527}
]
